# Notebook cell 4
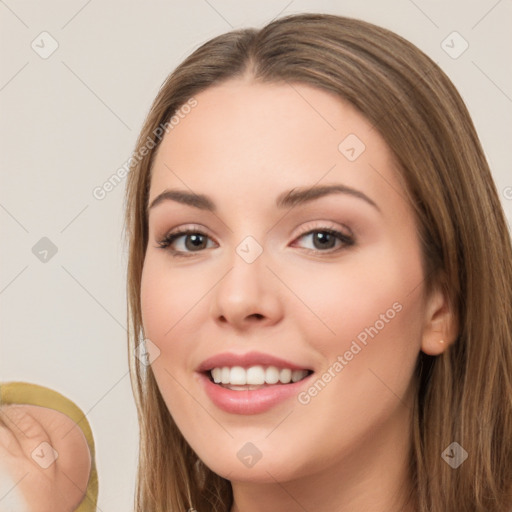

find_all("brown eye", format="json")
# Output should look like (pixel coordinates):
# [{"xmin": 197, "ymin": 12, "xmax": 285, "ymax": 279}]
[
  {"xmin": 294, "ymin": 228, "xmax": 354, "ymax": 253},
  {"xmin": 156, "ymin": 226, "xmax": 354, "ymax": 258},
  {"xmin": 157, "ymin": 230, "xmax": 216, "ymax": 256}
]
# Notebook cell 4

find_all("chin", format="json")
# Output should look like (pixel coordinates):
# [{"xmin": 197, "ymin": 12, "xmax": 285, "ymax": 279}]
[
  {"xmin": 206, "ymin": 460, "xmax": 297, "ymax": 484},
  {"xmin": 195, "ymin": 441, "xmax": 312, "ymax": 485}
]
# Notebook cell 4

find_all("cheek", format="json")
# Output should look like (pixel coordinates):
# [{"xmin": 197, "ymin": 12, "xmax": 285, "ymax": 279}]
[
  {"xmin": 140, "ymin": 253, "xmax": 207, "ymax": 341},
  {"xmin": 287, "ymin": 260, "xmax": 425, "ymax": 454},
  {"xmin": 140, "ymin": 257, "xmax": 169, "ymax": 341},
  {"xmin": 283, "ymin": 245, "xmax": 426, "ymax": 420},
  {"xmin": 285, "ymin": 243, "xmax": 425, "ymax": 351},
  {"xmin": 139, "ymin": 253, "xmax": 217, "ymax": 415},
  {"xmin": 140, "ymin": 255, "xmax": 207, "ymax": 422}
]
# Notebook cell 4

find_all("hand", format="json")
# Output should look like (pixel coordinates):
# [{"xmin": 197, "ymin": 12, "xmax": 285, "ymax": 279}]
[{"xmin": 0, "ymin": 404, "xmax": 91, "ymax": 512}]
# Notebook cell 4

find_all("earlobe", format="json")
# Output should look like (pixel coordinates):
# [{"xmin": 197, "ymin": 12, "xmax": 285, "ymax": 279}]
[{"xmin": 420, "ymin": 285, "xmax": 458, "ymax": 356}]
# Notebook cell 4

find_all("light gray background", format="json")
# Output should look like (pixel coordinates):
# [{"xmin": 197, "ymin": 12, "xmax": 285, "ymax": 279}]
[{"xmin": 1, "ymin": 1, "xmax": 511, "ymax": 510}]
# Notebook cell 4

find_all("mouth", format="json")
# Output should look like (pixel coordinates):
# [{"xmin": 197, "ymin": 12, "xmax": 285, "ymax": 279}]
[
  {"xmin": 204, "ymin": 365, "xmax": 314, "ymax": 391},
  {"xmin": 196, "ymin": 351, "xmax": 315, "ymax": 414}
]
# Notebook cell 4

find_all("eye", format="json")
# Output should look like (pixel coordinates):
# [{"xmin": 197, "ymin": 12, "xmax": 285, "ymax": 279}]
[
  {"xmin": 156, "ymin": 223, "xmax": 355, "ymax": 258},
  {"xmin": 292, "ymin": 225, "xmax": 355, "ymax": 253},
  {"xmin": 156, "ymin": 228, "xmax": 217, "ymax": 257}
]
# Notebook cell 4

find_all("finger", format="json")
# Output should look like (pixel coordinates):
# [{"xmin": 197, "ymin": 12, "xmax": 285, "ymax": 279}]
[{"xmin": 0, "ymin": 406, "xmax": 58, "ymax": 475}]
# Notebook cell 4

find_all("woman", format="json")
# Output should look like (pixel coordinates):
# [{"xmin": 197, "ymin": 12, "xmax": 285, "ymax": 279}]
[
  {"xmin": 124, "ymin": 12, "xmax": 512, "ymax": 512},
  {"xmin": 1, "ymin": 12, "xmax": 510, "ymax": 512}
]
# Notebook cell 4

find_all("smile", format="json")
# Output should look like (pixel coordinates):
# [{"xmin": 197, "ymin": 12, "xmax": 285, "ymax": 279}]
[
  {"xmin": 196, "ymin": 351, "xmax": 314, "ymax": 414},
  {"xmin": 209, "ymin": 365, "xmax": 311, "ymax": 389}
]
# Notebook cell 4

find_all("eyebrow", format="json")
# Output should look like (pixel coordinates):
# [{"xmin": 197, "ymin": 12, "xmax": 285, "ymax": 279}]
[{"xmin": 147, "ymin": 184, "xmax": 380, "ymax": 214}]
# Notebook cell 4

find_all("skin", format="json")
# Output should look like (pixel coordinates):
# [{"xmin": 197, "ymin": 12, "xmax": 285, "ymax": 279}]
[
  {"xmin": 0, "ymin": 404, "xmax": 91, "ymax": 512},
  {"xmin": 141, "ymin": 78, "xmax": 457, "ymax": 512}
]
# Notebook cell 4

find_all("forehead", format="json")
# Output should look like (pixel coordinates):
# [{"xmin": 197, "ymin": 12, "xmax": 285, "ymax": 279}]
[{"xmin": 148, "ymin": 79, "xmax": 402, "ymax": 212}]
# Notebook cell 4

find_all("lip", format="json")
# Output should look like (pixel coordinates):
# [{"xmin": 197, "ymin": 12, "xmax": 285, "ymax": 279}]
[
  {"xmin": 196, "ymin": 351, "xmax": 314, "ymax": 415},
  {"xmin": 198, "ymin": 372, "xmax": 313, "ymax": 415}
]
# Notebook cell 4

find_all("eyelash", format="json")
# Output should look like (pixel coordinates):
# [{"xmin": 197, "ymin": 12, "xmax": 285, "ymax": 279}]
[{"xmin": 156, "ymin": 223, "xmax": 355, "ymax": 258}]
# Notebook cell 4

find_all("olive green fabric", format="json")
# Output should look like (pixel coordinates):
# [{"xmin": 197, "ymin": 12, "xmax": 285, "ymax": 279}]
[{"xmin": 0, "ymin": 381, "xmax": 98, "ymax": 511}]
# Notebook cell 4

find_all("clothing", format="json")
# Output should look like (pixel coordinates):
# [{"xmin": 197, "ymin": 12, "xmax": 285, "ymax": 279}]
[{"xmin": 0, "ymin": 381, "xmax": 98, "ymax": 511}]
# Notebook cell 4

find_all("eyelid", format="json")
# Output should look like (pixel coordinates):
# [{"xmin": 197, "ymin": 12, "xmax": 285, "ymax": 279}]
[
  {"xmin": 155, "ymin": 224, "xmax": 217, "ymax": 249},
  {"xmin": 157, "ymin": 223, "xmax": 212, "ymax": 241},
  {"xmin": 292, "ymin": 220, "xmax": 353, "ymax": 239},
  {"xmin": 156, "ymin": 221, "xmax": 350, "ymax": 242},
  {"xmin": 289, "ymin": 221, "xmax": 355, "ymax": 254},
  {"xmin": 155, "ymin": 220, "xmax": 355, "ymax": 256}
]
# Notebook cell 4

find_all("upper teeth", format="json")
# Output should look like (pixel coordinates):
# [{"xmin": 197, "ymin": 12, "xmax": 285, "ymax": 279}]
[{"xmin": 210, "ymin": 366, "xmax": 309, "ymax": 385}]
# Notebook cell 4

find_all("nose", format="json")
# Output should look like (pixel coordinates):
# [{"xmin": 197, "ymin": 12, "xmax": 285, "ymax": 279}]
[{"xmin": 209, "ymin": 247, "xmax": 284, "ymax": 331}]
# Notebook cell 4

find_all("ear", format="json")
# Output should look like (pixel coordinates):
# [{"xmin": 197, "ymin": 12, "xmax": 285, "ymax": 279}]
[{"xmin": 421, "ymin": 284, "xmax": 458, "ymax": 356}]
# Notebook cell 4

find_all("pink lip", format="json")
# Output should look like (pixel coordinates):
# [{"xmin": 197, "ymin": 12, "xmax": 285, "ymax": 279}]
[
  {"xmin": 197, "ymin": 372, "xmax": 313, "ymax": 415},
  {"xmin": 196, "ymin": 351, "xmax": 311, "ymax": 372},
  {"xmin": 196, "ymin": 351, "xmax": 313, "ymax": 415}
]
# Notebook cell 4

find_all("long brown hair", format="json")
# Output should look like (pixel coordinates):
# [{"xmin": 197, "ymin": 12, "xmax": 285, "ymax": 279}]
[{"xmin": 124, "ymin": 13, "xmax": 512, "ymax": 511}]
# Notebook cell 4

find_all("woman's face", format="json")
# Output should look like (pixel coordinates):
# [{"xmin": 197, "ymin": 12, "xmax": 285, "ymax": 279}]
[{"xmin": 140, "ymin": 79, "xmax": 438, "ymax": 484}]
